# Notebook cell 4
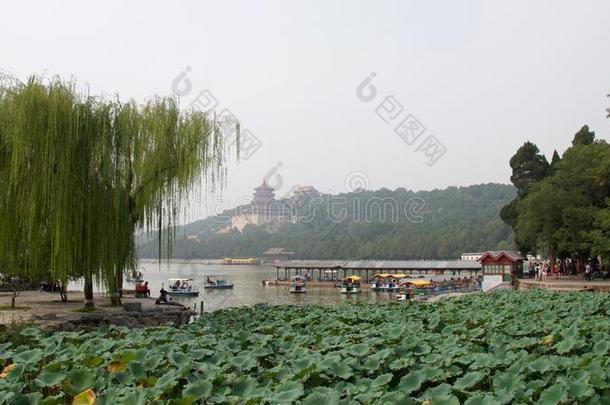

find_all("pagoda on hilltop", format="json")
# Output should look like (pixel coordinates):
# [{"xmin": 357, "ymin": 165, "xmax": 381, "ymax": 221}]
[
  {"xmin": 230, "ymin": 180, "xmax": 286, "ymax": 232},
  {"xmin": 252, "ymin": 180, "xmax": 275, "ymax": 208}
]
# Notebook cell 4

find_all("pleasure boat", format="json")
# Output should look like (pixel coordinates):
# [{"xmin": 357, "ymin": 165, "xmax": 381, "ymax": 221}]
[
  {"xmin": 396, "ymin": 279, "xmax": 431, "ymax": 301},
  {"xmin": 204, "ymin": 275, "xmax": 234, "ymax": 289},
  {"xmin": 340, "ymin": 275, "xmax": 362, "ymax": 294},
  {"xmin": 289, "ymin": 275, "xmax": 307, "ymax": 293},
  {"xmin": 167, "ymin": 278, "xmax": 200, "ymax": 296}
]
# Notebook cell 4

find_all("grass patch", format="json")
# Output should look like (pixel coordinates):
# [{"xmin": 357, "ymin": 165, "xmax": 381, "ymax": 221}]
[{"xmin": 0, "ymin": 305, "xmax": 30, "ymax": 311}]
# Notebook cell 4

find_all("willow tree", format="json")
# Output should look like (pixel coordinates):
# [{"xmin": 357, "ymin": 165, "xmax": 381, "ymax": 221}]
[{"xmin": 0, "ymin": 76, "xmax": 237, "ymax": 307}]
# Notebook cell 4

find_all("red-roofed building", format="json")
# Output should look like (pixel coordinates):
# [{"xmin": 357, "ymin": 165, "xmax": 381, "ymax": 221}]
[{"xmin": 478, "ymin": 251, "xmax": 524, "ymax": 290}]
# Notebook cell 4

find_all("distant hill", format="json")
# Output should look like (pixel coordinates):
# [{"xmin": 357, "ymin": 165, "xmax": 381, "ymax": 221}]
[{"xmin": 137, "ymin": 183, "xmax": 517, "ymax": 260}]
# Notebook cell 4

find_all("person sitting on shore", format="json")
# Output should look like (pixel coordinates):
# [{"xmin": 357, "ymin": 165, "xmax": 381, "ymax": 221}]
[
  {"xmin": 142, "ymin": 281, "xmax": 150, "ymax": 297},
  {"xmin": 156, "ymin": 285, "xmax": 170, "ymax": 305},
  {"xmin": 135, "ymin": 281, "xmax": 151, "ymax": 297}
]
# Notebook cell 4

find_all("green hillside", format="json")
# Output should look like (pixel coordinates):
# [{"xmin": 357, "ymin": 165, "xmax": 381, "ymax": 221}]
[{"xmin": 138, "ymin": 183, "xmax": 516, "ymax": 259}]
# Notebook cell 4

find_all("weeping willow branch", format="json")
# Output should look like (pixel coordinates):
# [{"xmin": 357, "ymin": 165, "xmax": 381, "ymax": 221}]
[{"xmin": 0, "ymin": 75, "xmax": 239, "ymax": 307}]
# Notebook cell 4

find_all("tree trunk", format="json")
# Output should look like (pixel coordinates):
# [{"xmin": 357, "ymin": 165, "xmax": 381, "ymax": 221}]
[
  {"xmin": 118, "ymin": 272, "xmax": 123, "ymax": 298},
  {"xmin": 548, "ymin": 245, "xmax": 557, "ymax": 265},
  {"xmin": 109, "ymin": 294, "xmax": 121, "ymax": 306},
  {"xmin": 84, "ymin": 271, "xmax": 95, "ymax": 309},
  {"xmin": 59, "ymin": 280, "xmax": 68, "ymax": 302},
  {"xmin": 109, "ymin": 260, "xmax": 125, "ymax": 307},
  {"xmin": 110, "ymin": 270, "xmax": 122, "ymax": 307}
]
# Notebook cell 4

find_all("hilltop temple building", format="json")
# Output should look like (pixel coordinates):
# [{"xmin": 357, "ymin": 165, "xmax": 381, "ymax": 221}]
[
  {"xmin": 217, "ymin": 181, "xmax": 319, "ymax": 233},
  {"xmin": 230, "ymin": 181, "xmax": 287, "ymax": 232}
]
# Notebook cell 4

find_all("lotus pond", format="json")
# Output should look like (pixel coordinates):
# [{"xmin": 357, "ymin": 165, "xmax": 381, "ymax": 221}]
[{"xmin": 2, "ymin": 289, "xmax": 610, "ymax": 404}]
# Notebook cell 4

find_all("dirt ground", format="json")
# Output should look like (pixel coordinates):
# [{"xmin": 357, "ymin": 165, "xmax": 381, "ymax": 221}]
[{"xmin": 0, "ymin": 290, "xmax": 160, "ymax": 326}]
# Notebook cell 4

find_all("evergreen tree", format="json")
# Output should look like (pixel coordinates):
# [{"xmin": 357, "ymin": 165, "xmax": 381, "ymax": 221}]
[
  {"xmin": 501, "ymin": 142, "xmax": 549, "ymax": 250},
  {"xmin": 549, "ymin": 150, "xmax": 561, "ymax": 173},
  {"xmin": 515, "ymin": 142, "xmax": 609, "ymax": 261},
  {"xmin": 509, "ymin": 142, "xmax": 550, "ymax": 197},
  {"xmin": 572, "ymin": 125, "xmax": 596, "ymax": 146}
]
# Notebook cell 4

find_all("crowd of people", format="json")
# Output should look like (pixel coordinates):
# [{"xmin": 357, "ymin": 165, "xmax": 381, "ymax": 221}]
[{"xmin": 526, "ymin": 258, "xmax": 609, "ymax": 281}]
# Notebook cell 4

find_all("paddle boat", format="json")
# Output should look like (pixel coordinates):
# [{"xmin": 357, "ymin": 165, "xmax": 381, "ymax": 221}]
[
  {"xmin": 340, "ymin": 275, "xmax": 362, "ymax": 294},
  {"xmin": 168, "ymin": 278, "xmax": 199, "ymax": 296},
  {"xmin": 370, "ymin": 273, "xmax": 389, "ymax": 291},
  {"xmin": 382, "ymin": 274, "xmax": 406, "ymax": 292},
  {"xmin": 396, "ymin": 278, "xmax": 431, "ymax": 301},
  {"xmin": 204, "ymin": 275, "xmax": 234, "ymax": 289},
  {"xmin": 289, "ymin": 275, "xmax": 307, "ymax": 293}
]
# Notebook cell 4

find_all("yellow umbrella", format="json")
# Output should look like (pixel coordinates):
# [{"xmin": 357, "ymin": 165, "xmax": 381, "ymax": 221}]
[{"xmin": 402, "ymin": 279, "xmax": 431, "ymax": 287}]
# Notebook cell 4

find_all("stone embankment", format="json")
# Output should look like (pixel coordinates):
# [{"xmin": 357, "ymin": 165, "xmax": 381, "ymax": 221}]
[
  {"xmin": 0, "ymin": 291, "xmax": 194, "ymax": 332},
  {"xmin": 516, "ymin": 277, "xmax": 610, "ymax": 292},
  {"xmin": 35, "ymin": 302, "xmax": 193, "ymax": 332}
]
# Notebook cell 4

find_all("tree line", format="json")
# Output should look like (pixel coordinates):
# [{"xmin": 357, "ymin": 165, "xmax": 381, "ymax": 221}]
[
  {"xmin": 139, "ymin": 183, "xmax": 517, "ymax": 259},
  {"xmin": 501, "ymin": 120, "xmax": 610, "ymax": 263}
]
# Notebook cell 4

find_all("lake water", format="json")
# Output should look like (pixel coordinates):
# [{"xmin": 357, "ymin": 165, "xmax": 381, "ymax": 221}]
[
  {"xmin": 68, "ymin": 261, "xmax": 466, "ymax": 312},
  {"xmin": 129, "ymin": 261, "xmax": 392, "ymax": 312}
]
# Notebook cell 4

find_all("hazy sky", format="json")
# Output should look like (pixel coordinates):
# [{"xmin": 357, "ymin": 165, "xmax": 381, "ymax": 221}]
[{"xmin": 2, "ymin": 1, "xmax": 610, "ymax": 222}]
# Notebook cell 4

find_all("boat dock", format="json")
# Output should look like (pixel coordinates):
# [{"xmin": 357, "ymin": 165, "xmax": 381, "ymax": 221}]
[
  {"xmin": 271, "ymin": 279, "xmax": 372, "ymax": 288},
  {"xmin": 273, "ymin": 260, "xmax": 481, "ymax": 283}
]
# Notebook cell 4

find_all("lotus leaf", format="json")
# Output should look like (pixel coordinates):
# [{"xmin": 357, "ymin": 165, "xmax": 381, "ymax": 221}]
[{"xmin": 3, "ymin": 290, "xmax": 610, "ymax": 403}]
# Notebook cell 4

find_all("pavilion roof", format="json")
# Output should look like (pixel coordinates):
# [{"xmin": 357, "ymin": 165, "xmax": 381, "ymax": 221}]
[
  {"xmin": 262, "ymin": 248, "xmax": 295, "ymax": 255},
  {"xmin": 274, "ymin": 259, "xmax": 481, "ymax": 270},
  {"xmin": 255, "ymin": 180, "xmax": 274, "ymax": 191},
  {"xmin": 343, "ymin": 260, "xmax": 480, "ymax": 270},
  {"xmin": 274, "ymin": 260, "xmax": 345, "ymax": 269},
  {"xmin": 478, "ymin": 251, "xmax": 524, "ymax": 263}
]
